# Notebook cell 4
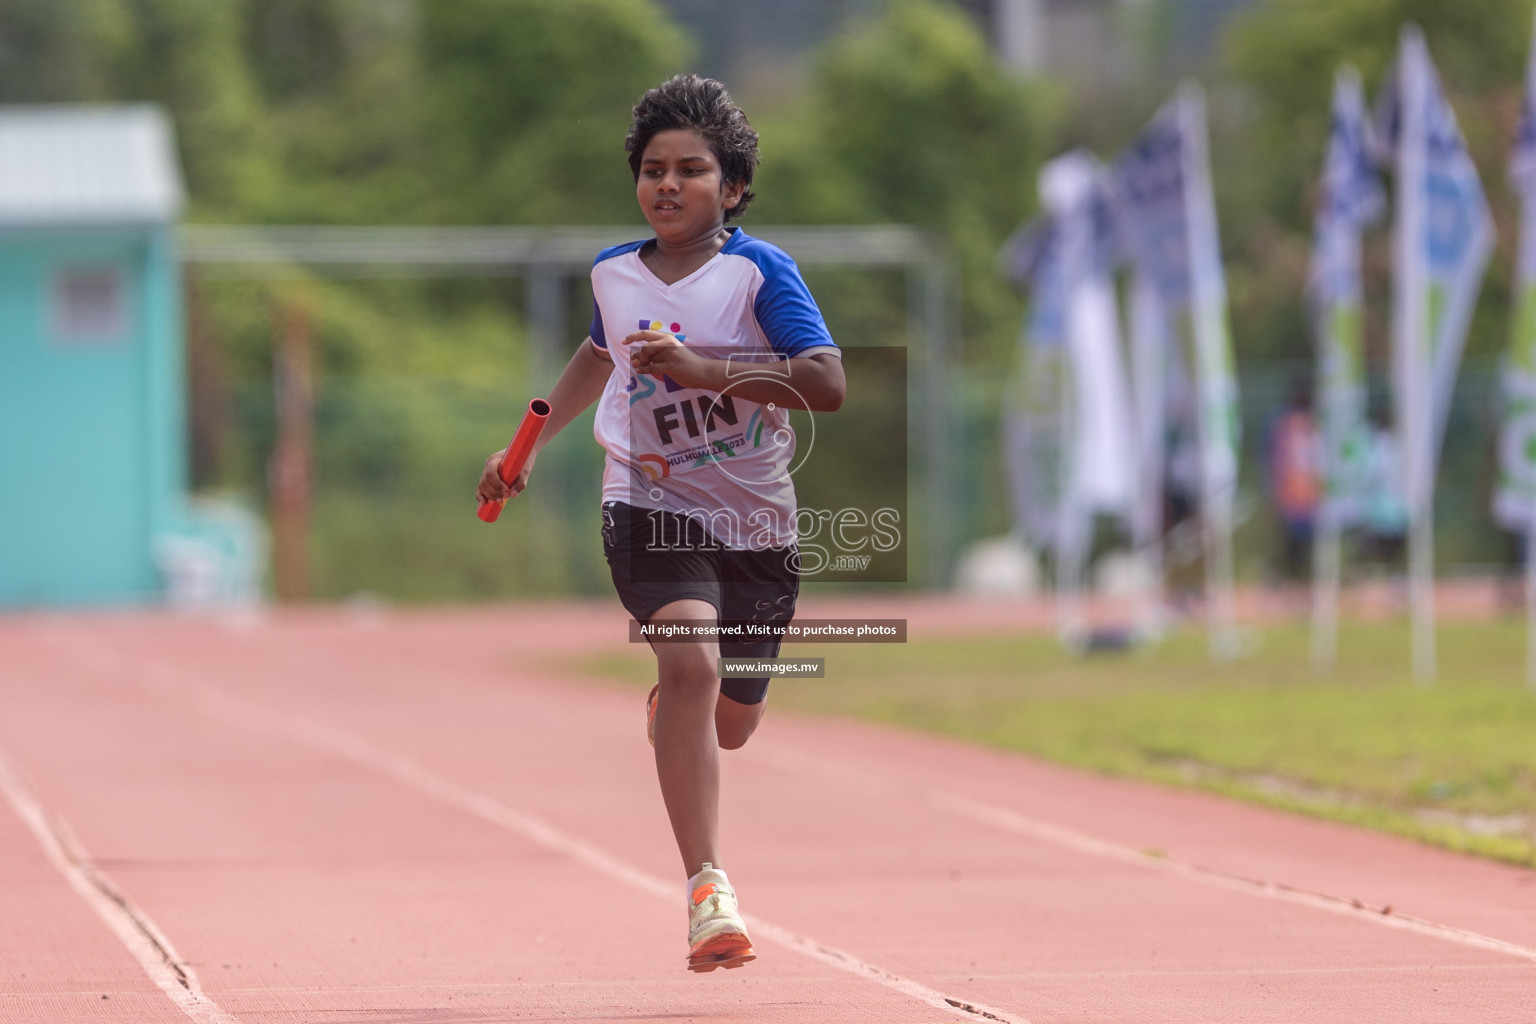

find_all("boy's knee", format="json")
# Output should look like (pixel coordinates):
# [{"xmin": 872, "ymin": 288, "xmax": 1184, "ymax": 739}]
[
  {"xmin": 656, "ymin": 645, "xmax": 720, "ymax": 694},
  {"xmin": 716, "ymin": 720, "xmax": 760, "ymax": 750},
  {"xmin": 715, "ymin": 697, "xmax": 764, "ymax": 749}
]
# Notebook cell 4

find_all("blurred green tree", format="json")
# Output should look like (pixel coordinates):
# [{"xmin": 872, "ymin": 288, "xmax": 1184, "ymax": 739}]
[
  {"xmin": 235, "ymin": 0, "xmax": 424, "ymax": 223},
  {"xmin": 1222, "ymin": 0, "xmax": 1535, "ymax": 360},
  {"xmin": 416, "ymin": 0, "xmax": 689, "ymax": 224},
  {"xmin": 0, "ymin": 0, "xmax": 273, "ymax": 215},
  {"xmin": 0, "ymin": 0, "xmax": 135, "ymax": 101},
  {"xmin": 755, "ymin": 0, "xmax": 1056, "ymax": 364},
  {"xmin": 0, "ymin": 0, "xmax": 1068, "ymax": 596}
]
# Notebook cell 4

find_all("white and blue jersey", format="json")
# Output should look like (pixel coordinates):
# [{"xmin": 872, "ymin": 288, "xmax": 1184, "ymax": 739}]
[{"xmin": 588, "ymin": 228, "xmax": 839, "ymax": 549}]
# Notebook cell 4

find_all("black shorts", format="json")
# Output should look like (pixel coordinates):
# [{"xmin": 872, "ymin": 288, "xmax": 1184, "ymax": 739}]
[{"xmin": 601, "ymin": 501, "xmax": 799, "ymax": 705}]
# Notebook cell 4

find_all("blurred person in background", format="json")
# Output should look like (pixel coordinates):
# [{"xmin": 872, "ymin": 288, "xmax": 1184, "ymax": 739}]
[
  {"xmin": 1266, "ymin": 376, "xmax": 1320, "ymax": 587},
  {"xmin": 1360, "ymin": 400, "xmax": 1408, "ymax": 572},
  {"xmin": 1479, "ymin": 399, "xmax": 1528, "ymax": 611},
  {"xmin": 1162, "ymin": 413, "xmax": 1204, "ymax": 613}
]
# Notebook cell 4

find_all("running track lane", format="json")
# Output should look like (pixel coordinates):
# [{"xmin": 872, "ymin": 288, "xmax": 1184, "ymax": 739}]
[{"xmin": 1, "ymin": 605, "xmax": 1533, "ymax": 1023}]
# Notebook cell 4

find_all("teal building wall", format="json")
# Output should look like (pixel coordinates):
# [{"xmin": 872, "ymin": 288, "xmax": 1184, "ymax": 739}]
[{"xmin": 0, "ymin": 226, "xmax": 185, "ymax": 606}]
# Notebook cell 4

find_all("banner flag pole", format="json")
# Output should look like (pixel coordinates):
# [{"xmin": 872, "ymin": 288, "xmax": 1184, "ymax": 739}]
[
  {"xmin": 1110, "ymin": 84, "xmax": 1242, "ymax": 662},
  {"xmin": 1526, "ymin": 531, "xmax": 1536, "ymax": 690},
  {"xmin": 1039, "ymin": 151, "xmax": 1138, "ymax": 650},
  {"xmin": 1376, "ymin": 26, "xmax": 1493, "ymax": 683},
  {"xmin": 1177, "ymin": 83, "xmax": 1242, "ymax": 662},
  {"xmin": 1499, "ymin": 11, "xmax": 1536, "ymax": 690},
  {"xmin": 1130, "ymin": 272, "xmax": 1169, "ymax": 641},
  {"xmin": 1309, "ymin": 66, "xmax": 1383, "ymax": 671}
]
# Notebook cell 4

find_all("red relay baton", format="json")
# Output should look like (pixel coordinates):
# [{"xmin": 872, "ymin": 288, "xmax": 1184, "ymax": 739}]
[{"xmin": 478, "ymin": 398, "xmax": 552, "ymax": 523}]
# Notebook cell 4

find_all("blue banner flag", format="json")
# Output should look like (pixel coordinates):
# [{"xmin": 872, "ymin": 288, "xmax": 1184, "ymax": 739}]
[
  {"xmin": 1375, "ymin": 25, "xmax": 1494, "ymax": 514},
  {"xmin": 1111, "ymin": 84, "xmax": 1239, "ymax": 519},
  {"xmin": 1497, "ymin": 13, "xmax": 1536, "ymax": 534},
  {"xmin": 1311, "ymin": 66, "xmax": 1384, "ymax": 524}
]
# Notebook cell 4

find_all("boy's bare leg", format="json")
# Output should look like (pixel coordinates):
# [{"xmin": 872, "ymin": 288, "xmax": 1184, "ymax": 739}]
[
  {"xmin": 714, "ymin": 694, "xmax": 765, "ymax": 750},
  {"xmin": 651, "ymin": 598, "xmax": 727, "ymax": 877}
]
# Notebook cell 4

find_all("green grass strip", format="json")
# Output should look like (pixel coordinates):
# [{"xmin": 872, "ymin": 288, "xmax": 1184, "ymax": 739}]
[{"xmin": 566, "ymin": 618, "xmax": 1536, "ymax": 868}]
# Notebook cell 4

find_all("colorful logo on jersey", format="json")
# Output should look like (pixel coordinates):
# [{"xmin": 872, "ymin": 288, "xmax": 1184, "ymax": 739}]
[
  {"xmin": 634, "ymin": 318, "xmax": 689, "ymax": 394},
  {"xmin": 626, "ymin": 373, "xmax": 656, "ymax": 406},
  {"xmin": 639, "ymin": 318, "xmax": 686, "ymax": 340},
  {"xmin": 637, "ymin": 453, "xmax": 670, "ymax": 480}
]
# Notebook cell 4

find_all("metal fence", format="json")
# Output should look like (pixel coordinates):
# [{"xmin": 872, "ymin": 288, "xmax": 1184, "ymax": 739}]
[{"xmin": 183, "ymin": 225, "xmax": 1519, "ymax": 601}]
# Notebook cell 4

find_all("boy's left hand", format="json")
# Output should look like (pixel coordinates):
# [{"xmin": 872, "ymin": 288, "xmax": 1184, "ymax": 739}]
[{"xmin": 625, "ymin": 330, "xmax": 711, "ymax": 389}]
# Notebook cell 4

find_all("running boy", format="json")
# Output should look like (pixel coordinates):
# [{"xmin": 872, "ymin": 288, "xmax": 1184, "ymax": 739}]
[{"xmin": 477, "ymin": 74, "xmax": 844, "ymax": 972}]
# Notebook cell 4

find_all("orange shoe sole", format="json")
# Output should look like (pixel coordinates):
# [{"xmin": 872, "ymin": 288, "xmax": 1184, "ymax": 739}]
[{"xmin": 686, "ymin": 933, "xmax": 756, "ymax": 973}]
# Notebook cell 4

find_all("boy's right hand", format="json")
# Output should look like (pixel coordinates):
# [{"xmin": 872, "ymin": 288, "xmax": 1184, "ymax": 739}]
[{"xmin": 477, "ymin": 447, "xmax": 538, "ymax": 507}]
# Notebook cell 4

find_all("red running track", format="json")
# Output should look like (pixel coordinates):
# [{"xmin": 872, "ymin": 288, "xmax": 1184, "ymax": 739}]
[{"xmin": 1, "ymin": 600, "xmax": 1533, "ymax": 1023}]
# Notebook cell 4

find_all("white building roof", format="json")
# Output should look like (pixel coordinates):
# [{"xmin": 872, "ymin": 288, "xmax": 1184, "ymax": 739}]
[{"xmin": 0, "ymin": 105, "xmax": 184, "ymax": 227}]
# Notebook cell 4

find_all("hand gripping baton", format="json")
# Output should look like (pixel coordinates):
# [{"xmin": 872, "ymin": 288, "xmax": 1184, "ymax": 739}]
[{"xmin": 478, "ymin": 398, "xmax": 552, "ymax": 523}]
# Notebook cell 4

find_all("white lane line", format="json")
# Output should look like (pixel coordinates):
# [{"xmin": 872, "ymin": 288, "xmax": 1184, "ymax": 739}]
[
  {"xmin": 181, "ymin": 688, "xmax": 1029, "ymax": 1024},
  {"xmin": 743, "ymin": 741, "xmax": 1536, "ymax": 966},
  {"xmin": 0, "ymin": 747, "xmax": 245, "ymax": 1024},
  {"xmin": 937, "ymin": 794, "xmax": 1536, "ymax": 965},
  {"xmin": 220, "ymin": 695, "xmax": 1028, "ymax": 1024},
  {"xmin": 41, "ymin": 631, "xmax": 1029, "ymax": 1024}
]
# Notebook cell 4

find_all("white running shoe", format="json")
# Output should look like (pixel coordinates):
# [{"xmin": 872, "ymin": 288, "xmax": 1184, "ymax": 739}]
[{"xmin": 685, "ymin": 864, "xmax": 755, "ymax": 972}]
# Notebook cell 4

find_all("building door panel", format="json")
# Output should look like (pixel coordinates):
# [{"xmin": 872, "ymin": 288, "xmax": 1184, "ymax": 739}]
[{"xmin": 0, "ymin": 243, "xmax": 150, "ymax": 605}]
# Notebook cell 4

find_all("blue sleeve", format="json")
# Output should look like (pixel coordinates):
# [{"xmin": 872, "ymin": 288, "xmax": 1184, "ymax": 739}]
[
  {"xmin": 589, "ymin": 298, "xmax": 607, "ymax": 350},
  {"xmin": 589, "ymin": 239, "xmax": 647, "ymax": 351},
  {"xmin": 750, "ymin": 248, "xmax": 837, "ymax": 357}
]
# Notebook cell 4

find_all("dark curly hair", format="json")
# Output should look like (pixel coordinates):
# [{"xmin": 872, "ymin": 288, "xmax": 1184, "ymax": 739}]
[{"xmin": 625, "ymin": 74, "xmax": 758, "ymax": 222}]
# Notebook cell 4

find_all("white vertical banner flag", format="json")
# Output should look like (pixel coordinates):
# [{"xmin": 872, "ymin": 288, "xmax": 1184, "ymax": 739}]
[
  {"xmin": 1112, "ymin": 82, "xmax": 1242, "ymax": 660},
  {"xmin": 1047, "ymin": 153, "xmax": 1137, "ymax": 523},
  {"xmin": 1497, "ymin": 11, "xmax": 1536, "ymax": 533},
  {"xmin": 1497, "ymin": 11, "xmax": 1536, "ymax": 686},
  {"xmin": 1003, "ymin": 150, "xmax": 1137, "ymax": 648},
  {"xmin": 1375, "ymin": 24, "xmax": 1495, "ymax": 681},
  {"xmin": 1310, "ymin": 65, "xmax": 1384, "ymax": 669},
  {"xmin": 1180, "ymin": 85, "xmax": 1242, "ymax": 516},
  {"xmin": 1313, "ymin": 66, "xmax": 1384, "ymax": 527},
  {"xmin": 1002, "ymin": 219, "xmax": 1069, "ymax": 552},
  {"xmin": 1041, "ymin": 149, "xmax": 1138, "ymax": 646}
]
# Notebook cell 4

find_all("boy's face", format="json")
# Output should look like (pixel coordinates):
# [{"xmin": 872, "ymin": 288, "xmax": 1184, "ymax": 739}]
[{"xmin": 636, "ymin": 129, "xmax": 743, "ymax": 243}]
